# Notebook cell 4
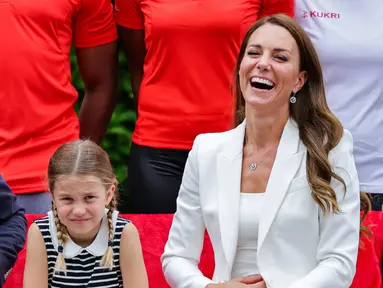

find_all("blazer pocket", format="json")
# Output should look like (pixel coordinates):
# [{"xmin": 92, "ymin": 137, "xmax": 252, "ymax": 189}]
[{"xmin": 287, "ymin": 174, "xmax": 310, "ymax": 194}]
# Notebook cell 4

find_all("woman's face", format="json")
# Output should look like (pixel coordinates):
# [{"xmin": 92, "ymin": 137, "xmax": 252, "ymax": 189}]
[{"xmin": 239, "ymin": 23, "xmax": 307, "ymax": 114}]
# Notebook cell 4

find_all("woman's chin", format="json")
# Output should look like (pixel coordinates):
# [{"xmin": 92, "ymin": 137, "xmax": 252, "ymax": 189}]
[
  {"xmin": 244, "ymin": 87, "xmax": 276, "ymax": 104},
  {"xmin": 245, "ymin": 95, "xmax": 276, "ymax": 108}
]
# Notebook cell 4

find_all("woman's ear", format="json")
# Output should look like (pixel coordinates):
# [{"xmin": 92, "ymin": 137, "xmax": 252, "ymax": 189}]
[
  {"xmin": 105, "ymin": 185, "xmax": 116, "ymax": 206},
  {"xmin": 294, "ymin": 70, "xmax": 308, "ymax": 93}
]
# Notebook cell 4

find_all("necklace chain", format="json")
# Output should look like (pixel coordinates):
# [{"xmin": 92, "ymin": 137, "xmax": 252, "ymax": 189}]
[{"xmin": 246, "ymin": 147, "xmax": 276, "ymax": 171}]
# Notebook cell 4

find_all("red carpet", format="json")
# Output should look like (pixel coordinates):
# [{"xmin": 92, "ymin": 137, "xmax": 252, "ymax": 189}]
[{"xmin": 4, "ymin": 212, "xmax": 382, "ymax": 288}]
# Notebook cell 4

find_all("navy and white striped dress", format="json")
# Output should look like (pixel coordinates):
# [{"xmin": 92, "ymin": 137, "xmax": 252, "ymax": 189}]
[{"xmin": 34, "ymin": 210, "xmax": 130, "ymax": 288}]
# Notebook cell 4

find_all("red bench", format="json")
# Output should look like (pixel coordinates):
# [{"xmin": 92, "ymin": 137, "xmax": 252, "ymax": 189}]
[{"xmin": 5, "ymin": 213, "xmax": 383, "ymax": 288}]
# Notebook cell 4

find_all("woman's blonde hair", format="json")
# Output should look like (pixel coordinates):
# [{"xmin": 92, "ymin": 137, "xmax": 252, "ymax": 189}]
[
  {"xmin": 234, "ymin": 14, "xmax": 371, "ymax": 230},
  {"xmin": 48, "ymin": 140, "xmax": 118, "ymax": 273}
]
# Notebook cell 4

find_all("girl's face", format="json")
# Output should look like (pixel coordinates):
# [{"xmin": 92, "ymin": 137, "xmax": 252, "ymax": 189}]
[{"xmin": 53, "ymin": 175, "xmax": 115, "ymax": 246}]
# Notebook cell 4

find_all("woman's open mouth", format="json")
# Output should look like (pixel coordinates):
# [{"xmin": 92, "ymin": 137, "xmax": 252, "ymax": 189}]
[{"xmin": 250, "ymin": 77, "xmax": 275, "ymax": 91}]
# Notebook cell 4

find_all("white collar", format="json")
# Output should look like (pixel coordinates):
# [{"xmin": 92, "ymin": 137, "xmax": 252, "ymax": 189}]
[{"xmin": 48, "ymin": 209, "xmax": 118, "ymax": 258}]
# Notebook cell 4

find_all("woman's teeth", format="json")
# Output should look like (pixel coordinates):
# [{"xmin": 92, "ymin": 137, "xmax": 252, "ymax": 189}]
[{"xmin": 250, "ymin": 77, "xmax": 275, "ymax": 90}]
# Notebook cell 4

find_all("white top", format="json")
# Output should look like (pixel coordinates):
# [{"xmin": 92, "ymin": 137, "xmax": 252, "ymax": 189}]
[
  {"xmin": 295, "ymin": 1, "xmax": 383, "ymax": 194},
  {"xmin": 231, "ymin": 193, "xmax": 265, "ymax": 278}
]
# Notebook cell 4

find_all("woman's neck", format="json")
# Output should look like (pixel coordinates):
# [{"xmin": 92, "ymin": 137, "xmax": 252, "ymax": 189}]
[{"xmin": 244, "ymin": 109, "xmax": 289, "ymax": 150}]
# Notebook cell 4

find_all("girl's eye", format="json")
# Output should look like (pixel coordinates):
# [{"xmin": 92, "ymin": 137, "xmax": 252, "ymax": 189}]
[
  {"xmin": 61, "ymin": 197, "xmax": 72, "ymax": 201},
  {"xmin": 85, "ymin": 196, "xmax": 95, "ymax": 200}
]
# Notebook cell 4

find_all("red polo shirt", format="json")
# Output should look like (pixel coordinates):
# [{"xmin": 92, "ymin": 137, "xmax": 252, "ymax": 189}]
[
  {"xmin": 116, "ymin": 0, "xmax": 294, "ymax": 150},
  {"xmin": 0, "ymin": 0, "xmax": 117, "ymax": 194}
]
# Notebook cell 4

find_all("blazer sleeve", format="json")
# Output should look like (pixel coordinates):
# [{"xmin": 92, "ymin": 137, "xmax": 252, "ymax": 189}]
[
  {"xmin": 0, "ymin": 175, "xmax": 27, "ymax": 283},
  {"xmin": 161, "ymin": 135, "xmax": 213, "ymax": 288},
  {"xmin": 289, "ymin": 130, "xmax": 360, "ymax": 288}
]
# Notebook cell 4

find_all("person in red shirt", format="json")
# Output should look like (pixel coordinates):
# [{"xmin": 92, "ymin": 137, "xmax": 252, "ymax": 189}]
[
  {"xmin": 115, "ymin": 0, "xmax": 294, "ymax": 213},
  {"xmin": 0, "ymin": 0, "xmax": 118, "ymax": 213}
]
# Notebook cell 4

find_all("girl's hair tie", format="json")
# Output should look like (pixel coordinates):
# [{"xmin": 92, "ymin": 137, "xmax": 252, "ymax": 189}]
[
  {"xmin": 58, "ymin": 245, "xmax": 64, "ymax": 253},
  {"xmin": 108, "ymin": 241, "xmax": 113, "ymax": 247}
]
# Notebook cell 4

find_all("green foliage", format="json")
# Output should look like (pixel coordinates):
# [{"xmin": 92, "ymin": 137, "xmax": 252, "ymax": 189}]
[{"xmin": 71, "ymin": 49, "xmax": 135, "ymax": 184}]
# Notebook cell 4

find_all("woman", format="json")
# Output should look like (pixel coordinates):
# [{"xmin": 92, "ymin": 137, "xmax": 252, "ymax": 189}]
[
  {"xmin": 114, "ymin": 0, "xmax": 294, "ymax": 213},
  {"xmin": 293, "ymin": 2, "xmax": 383, "ymax": 210},
  {"xmin": 161, "ymin": 14, "xmax": 360, "ymax": 288}
]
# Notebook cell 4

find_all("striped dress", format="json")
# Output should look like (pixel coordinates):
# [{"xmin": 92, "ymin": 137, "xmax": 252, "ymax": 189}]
[{"xmin": 34, "ymin": 210, "xmax": 130, "ymax": 288}]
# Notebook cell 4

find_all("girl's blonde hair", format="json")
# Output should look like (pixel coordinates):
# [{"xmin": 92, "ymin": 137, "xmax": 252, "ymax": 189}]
[{"xmin": 48, "ymin": 140, "xmax": 118, "ymax": 273}]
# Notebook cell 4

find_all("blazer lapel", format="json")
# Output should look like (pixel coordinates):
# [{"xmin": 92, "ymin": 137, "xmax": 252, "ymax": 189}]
[
  {"xmin": 217, "ymin": 121, "xmax": 245, "ymax": 273},
  {"xmin": 258, "ymin": 119, "xmax": 305, "ymax": 251}
]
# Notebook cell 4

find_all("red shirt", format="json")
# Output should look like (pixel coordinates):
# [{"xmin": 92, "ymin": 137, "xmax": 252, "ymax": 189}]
[
  {"xmin": 0, "ymin": 0, "xmax": 117, "ymax": 194},
  {"xmin": 116, "ymin": 0, "xmax": 294, "ymax": 150}
]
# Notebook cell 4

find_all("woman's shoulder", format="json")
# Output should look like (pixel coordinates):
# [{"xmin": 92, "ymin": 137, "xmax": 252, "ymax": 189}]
[
  {"xmin": 193, "ymin": 123, "xmax": 244, "ymax": 154},
  {"xmin": 330, "ymin": 128, "xmax": 354, "ymax": 157},
  {"xmin": 196, "ymin": 129, "xmax": 235, "ymax": 142},
  {"xmin": 339, "ymin": 128, "xmax": 353, "ymax": 147},
  {"xmin": 328, "ymin": 129, "xmax": 358, "ymax": 180}
]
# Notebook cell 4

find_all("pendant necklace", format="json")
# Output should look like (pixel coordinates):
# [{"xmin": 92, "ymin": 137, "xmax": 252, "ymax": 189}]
[{"xmin": 248, "ymin": 148, "xmax": 276, "ymax": 171}]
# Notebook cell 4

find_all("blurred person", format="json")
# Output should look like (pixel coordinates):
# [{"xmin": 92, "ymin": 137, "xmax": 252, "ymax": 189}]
[
  {"xmin": 295, "ymin": 1, "xmax": 383, "ymax": 211},
  {"xmin": 115, "ymin": 0, "xmax": 294, "ymax": 213},
  {"xmin": 0, "ymin": 0, "xmax": 118, "ymax": 213},
  {"xmin": 0, "ymin": 175, "xmax": 27, "ymax": 287}
]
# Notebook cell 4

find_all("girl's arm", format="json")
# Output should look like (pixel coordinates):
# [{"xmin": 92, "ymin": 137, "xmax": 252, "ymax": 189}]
[
  {"xmin": 23, "ymin": 223, "xmax": 48, "ymax": 288},
  {"xmin": 120, "ymin": 223, "xmax": 149, "ymax": 288}
]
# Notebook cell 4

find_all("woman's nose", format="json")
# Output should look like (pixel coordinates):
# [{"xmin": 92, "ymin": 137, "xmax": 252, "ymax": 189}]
[{"xmin": 256, "ymin": 55, "xmax": 270, "ymax": 71}]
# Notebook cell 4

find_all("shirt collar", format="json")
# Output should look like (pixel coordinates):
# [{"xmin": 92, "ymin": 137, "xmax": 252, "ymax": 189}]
[{"xmin": 48, "ymin": 209, "xmax": 118, "ymax": 258}]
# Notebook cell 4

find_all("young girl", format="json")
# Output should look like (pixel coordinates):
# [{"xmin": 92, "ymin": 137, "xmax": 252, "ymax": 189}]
[{"xmin": 23, "ymin": 140, "xmax": 148, "ymax": 288}]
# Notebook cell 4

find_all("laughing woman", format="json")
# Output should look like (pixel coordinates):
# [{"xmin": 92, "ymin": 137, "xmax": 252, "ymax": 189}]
[{"xmin": 162, "ymin": 14, "xmax": 360, "ymax": 288}]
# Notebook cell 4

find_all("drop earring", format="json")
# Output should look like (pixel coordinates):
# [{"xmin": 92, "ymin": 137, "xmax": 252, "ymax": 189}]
[{"xmin": 290, "ymin": 92, "xmax": 297, "ymax": 104}]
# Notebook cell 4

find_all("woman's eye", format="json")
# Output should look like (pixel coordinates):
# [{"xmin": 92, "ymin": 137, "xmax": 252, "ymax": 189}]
[
  {"xmin": 247, "ymin": 51, "xmax": 260, "ymax": 56},
  {"xmin": 275, "ymin": 55, "xmax": 288, "ymax": 61}
]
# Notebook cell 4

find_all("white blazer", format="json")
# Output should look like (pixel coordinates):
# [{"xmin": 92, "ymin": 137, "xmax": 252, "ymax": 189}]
[{"xmin": 161, "ymin": 119, "xmax": 360, "ymax": 288}]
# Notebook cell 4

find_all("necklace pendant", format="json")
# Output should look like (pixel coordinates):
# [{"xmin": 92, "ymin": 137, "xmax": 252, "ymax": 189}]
[{"xmin": 250, "ymin": 163, "xmax": 257, "ymax": 171}]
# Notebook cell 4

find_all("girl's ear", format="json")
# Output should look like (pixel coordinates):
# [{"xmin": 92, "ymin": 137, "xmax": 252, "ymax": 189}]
[{"xmin": 106, "ymin": 185, "xmax": 116, "ymax": 206}]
